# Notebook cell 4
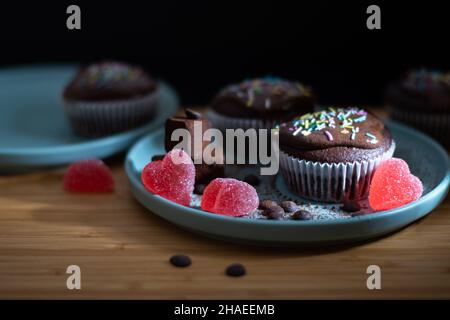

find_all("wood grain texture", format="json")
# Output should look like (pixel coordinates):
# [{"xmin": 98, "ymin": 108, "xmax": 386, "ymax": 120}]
[
  {"xmin": 0, "ymin": 158, "xmax": 449, "ymax": 299},
  {"xmin": 0, "ymin": 106, "xmax": 449, "ymax": 299}
]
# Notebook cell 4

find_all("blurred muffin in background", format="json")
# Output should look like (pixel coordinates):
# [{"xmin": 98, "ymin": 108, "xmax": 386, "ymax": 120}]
[
  {"xmin": 385, "ymin": 69, "xmax": 449, "ymax": 147},
  {"xmin": 63, "ymin": 61, "xmax": 158, "ymax": 137},
  {"xmin": 207, "ymin": 76, "xmax": 315, "ymax": 131}
]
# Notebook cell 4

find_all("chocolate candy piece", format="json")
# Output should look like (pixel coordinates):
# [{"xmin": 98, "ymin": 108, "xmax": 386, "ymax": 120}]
[
  {"xmin": 185, "ymin": 108, "xmax": 202, "ymax": 120},
  {"xmin": 226, "ymin": 263, "xmax": 246, "ymax": 277},
  {"xmin": 263, "ymin": 205, "xmax": 285, "ymax": 220},
  {"xmin": 165, "ymin": 109, "xmax": 225, "ymax": 185},
  {"xmin": 170, "ymin": 254, "xmax": 192, "ymax": 267},
  {"xmin": 151, "ymin": 154, "xmax": 165, "ymax": 161},
  {"xmin": 194, "ymin": 183, "xmax": 206, "ymax": 195},
  {"xmin": 280, "ymin": 200, "xmax": 297, "ymax": 213},
  {"xmin": 259, "ymin": 199, "xmax": 278, "ymax": 210},
  {"xmin": 292, "ymin": 210, "xmax": 313, "ymax": 220},
  {"xmin": 164, "ymin": 111, "xmax": 212, "ymax": 159},
  {"xmin": 243, "ymin": 174, "xmax": 260, "ymax": 186}
]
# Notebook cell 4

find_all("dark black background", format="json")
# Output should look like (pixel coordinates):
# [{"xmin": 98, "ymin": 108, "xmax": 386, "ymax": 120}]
[{"xmin": 0, "ymin": 0, "xmax": 448, "ymax": 105}]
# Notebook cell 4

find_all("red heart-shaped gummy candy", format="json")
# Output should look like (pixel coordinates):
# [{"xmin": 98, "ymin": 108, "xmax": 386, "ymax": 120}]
[
  {"xmin": 369, "ymin": 158, "xmax": 423, "ymax": 211},
  {"xmin": 141, "ymin": 149, "xmax": 195, "ymax": 206}
]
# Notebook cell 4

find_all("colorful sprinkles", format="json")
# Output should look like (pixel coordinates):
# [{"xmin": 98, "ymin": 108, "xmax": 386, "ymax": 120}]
[
  {"xmin": 324, "ymin": 130, "xmax": 333, "ymax": 141},
  {"xmin": 283, "ymin": 107, "xmax": 379, "ymax": 145},
  {"xmin": 85, "ymin": 62, "xmax": 142, "ymax": 87},
  {"xmin": 405, "ymin": 69, "xmax": 450, "ymax": 91},
  {"xmin": 225, "ymin": 76, "xmax": 312, "ymax": 108}
]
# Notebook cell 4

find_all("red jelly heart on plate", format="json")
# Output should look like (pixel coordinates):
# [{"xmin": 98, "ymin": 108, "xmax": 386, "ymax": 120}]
[
  {"xmin": 369, "ymin": 158, "xmax": 423, "ymax": 211},
  {"xmin": 201, "ymin": 178, "xmax": 259, "ymax": 216},
  {"xmin": 141, "ymin": 149, "xmax": 195, "ymax": 206},
  {"xmin": 64, "ymin": 159, "xmax": 115, "ymax": 193}
]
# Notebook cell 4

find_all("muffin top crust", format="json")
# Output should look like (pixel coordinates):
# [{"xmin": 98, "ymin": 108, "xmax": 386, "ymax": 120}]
[
  {"xmin": 211, "ymin": 77, "xmax": 314, "ymax": 119},
  {"xmin": 279, "ymin": 107, "xmax": 393, "ymax": 163},
  {"xmin": 386, "ymin": 69, "xmax": 450, "ymax": 112},
  {"xmin": 63, "ymin": 61, "xmax": 157, "ymax": 102}
]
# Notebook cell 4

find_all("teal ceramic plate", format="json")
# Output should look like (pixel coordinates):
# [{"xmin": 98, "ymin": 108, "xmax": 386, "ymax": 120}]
[
  {"xmin": 126, "ymin": 121, "xmax": 450, "ymax": 247},
  {"xmin": 0, "ymin": 65, "xmax": 179, "ymax": 172}
]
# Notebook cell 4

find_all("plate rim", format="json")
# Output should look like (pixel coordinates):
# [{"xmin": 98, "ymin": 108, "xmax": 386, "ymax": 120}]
[
  {"xmin": 125, "ymin": 121, "xmax": 450, "ymax": 227},
  {"xmin": 0, "ymin": 64, "xmax": 180, "ymax": 160}
]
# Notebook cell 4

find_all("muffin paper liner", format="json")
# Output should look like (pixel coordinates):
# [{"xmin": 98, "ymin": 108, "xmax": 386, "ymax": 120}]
[
  {"xmin": 206, "ymin": 110, "xmax": 277, "ymax": 131},
  {"xmin": 279, "ymin": 141, "xmax": 396, "ymax": 203},
  {"xmin": 63, "ymin": 91, "xmax": 159, "ymax": 137},
  {"xmin": 387, "ymin": 106, "xmax": 450, "ymax": 147}
]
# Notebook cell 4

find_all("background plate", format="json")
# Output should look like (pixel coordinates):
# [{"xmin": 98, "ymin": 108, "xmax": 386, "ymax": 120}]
[
  {"xmin": 126, "ymin": 120, "xmax": 450, "ymax": 247},
  {"xmin": 0, "ymin": 65, "xmax": 179, "ymax": 172}
]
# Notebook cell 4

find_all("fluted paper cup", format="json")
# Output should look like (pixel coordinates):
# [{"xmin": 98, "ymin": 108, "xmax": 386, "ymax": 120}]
[
  {"xmin": 63, "ymin": 90, "xmax": 159, "ymax": 137},
  {"xmin": 206, "ymin": 110, "xmax": 278, "ymax": 131},
  {"xmin": 387, "ymin": 106, "xmax": 450, "ymax": 147},
  {"xmin": 279, "ymin": 141, "xmax": 396, "ymax": 203}
]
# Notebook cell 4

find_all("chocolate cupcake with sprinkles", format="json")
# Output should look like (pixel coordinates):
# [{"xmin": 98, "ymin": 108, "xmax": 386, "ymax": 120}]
[
  {"xmin": 278, "ymin": 107, "xmax": 396, "ymax": 202},
  {"xmin": 385, "ymin": 68, "xmax": 450, "ymax": 147},
  {"xmin": 207, "ymin": 76, "xmax": 315, "ymax": 131},
  {"xmin": 63, "ymin": 61, "xmax": 158, "ymax": 137}
]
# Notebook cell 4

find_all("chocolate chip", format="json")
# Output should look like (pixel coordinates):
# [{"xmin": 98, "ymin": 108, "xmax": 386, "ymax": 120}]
[
  {"xmin": 151, "ymin": 154, "xmax": 165, "ymax": 161},
  {"xmin": 280, "ymin": 201, "xmax": 297, "ymax": 213},
  {"xmin": 226, "ymin": 263, "xmax": 246, "ymax": 277},
  {"xmin": 194, "ymin": 183, "xmax": 206, "ymax": 195},
  {"xmin": 263, "ymin": 205, "xmax": 285, "ymax": 220},
  {"xmin": 244, "ymin": 174, "xmax": 260, "ymax": 186},
  {"xmin": 169, "ymin": 254, "xmax": 192, "ymax": 267},
  {"xmin": 343, "ymin": 200, "xmax": 362, "ymax": 213},
  {"xmin": 185, "ymin": 108, "xmax": 202, "ymax": 120},
  {"xmin": 259, "ymin": 199, "xmax": 278, "ymax": 210},
  {"xmin": 292, "ymin": 210, "xmax": 313, "ymax": 220}
]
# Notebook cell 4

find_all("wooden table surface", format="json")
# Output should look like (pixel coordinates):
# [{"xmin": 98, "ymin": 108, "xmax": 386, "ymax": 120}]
[
  {"xmin": 0, "ymin": 155, "xmax": 449, "ymax": 299},
  {"xmin": 1, "ymin": 102, "xmax": 450, "ymax": 300}
]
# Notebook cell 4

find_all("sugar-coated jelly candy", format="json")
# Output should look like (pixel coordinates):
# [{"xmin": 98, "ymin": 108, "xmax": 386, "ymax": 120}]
[
  {"xmin": 64, "ymin": 159, "xmax": 115, "ymax": 193},
  {"xmin": 201, "ymin": 178, "xmax": 259, "ymax": 216},
  {"xmin": 141, "ymin": 149, "xmax": 195, "ymax": 206},
  {"xmin": 369, "ymin": 158, "xmax": 423, "ymax": 211}
]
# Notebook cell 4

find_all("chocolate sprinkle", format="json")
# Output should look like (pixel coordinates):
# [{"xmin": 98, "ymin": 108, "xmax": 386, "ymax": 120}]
[
  {"xmin": 226, "ymin": 263, "xmax": 246, "ymax": 277},
  {"xmin": 263, "ymin": 205, "xmax": 285, "ymax": 220},
  {"xmin": 259, "ymin": 199, "xmax": 279, "ymax": 210},
  {"xmin": 292, "ymin": 210, "xmax": 313, "ymax": 220},
  {"xmin": 280, "ymin": 201, "xmax": 298, "ymax": 213},
  {"xmin": 169, "ymin": 255, "xmax": 192, "ymax": 267}
]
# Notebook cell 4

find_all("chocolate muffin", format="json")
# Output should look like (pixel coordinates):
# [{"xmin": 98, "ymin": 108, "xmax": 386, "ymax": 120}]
[
  {"xmin": 63, "ymin": 61, "xmax": 158, "ymax": 137},
  {"xmin": 207, "ymin": 76, "xmax": 315, "ymax": 131},
  {"xmin": 278, "ymin": 107, "xmax": 395, "ymax": 202},
  {"xmin": 385, "ymin": 69, "xmax": 450, "ymax": 147}
]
